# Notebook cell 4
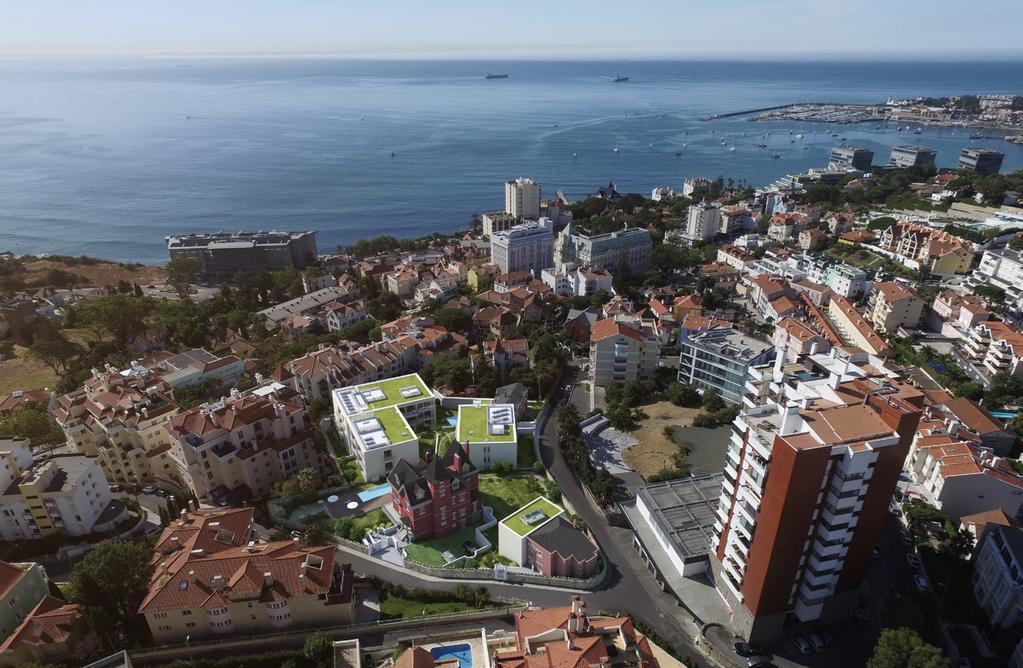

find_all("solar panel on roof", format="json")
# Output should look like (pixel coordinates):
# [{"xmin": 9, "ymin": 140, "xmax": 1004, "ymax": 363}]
[{"xmin": 399, "ymin": 386, "xmax": 422, "ymax": 398}]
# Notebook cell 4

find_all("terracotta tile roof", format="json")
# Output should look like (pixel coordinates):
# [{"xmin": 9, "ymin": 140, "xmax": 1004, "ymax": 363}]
[
  {"xmin": 961, "ymin": 508, "xmax": 1017, "ymax": 538},
  {"xmin": 0, "ymin": 596, "xmax": 80, "ymax": 653},
  {"xmin": 0, "ymin": 389, "xmax": 50, "ymax": 415},
  {"xmin": 0, "ymin": 561, "xmax": 31, "ymax": 601},
  {"xmin": 944, "ymin": 398, "xmax": 1004, "ymax": 436},
  {"xmin": 872, "ymin": 281, "xmax": 920, "ymax": 303},
  {"xmin": 590, "ymin": 318, "xmax": 645, "ymax": 343},
  {"xmin": 680, "ymin": 315, "xmax": 732, "ymax": 332}
]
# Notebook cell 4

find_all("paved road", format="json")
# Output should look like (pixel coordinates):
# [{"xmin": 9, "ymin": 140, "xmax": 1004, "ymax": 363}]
[{"xmin": 538, "ymin": 362, "xmax": 718, "ymax": 667}]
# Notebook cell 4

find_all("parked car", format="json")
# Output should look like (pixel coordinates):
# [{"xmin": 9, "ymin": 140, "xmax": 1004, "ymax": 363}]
[
  {"xmin": 872, "ymin": 547, "xmax": 882, "ymax": 559},
  {"xmin": 109, "ymin": 484, "xmax": 122, "ymax": 493},
  {"xmin": 820, "ymin": 631, "xmax": 835, "ymax": 648},
  {"xmin": 889, "ymin": 503, "xmax": 902, "ymax": 517},
  {"xmin": 900, "ymin": 529, "xmax": 913, "ymax": 546},
  {"xmin": 914, "ymin": 575, "xmax": 930, "ymax": 591},
  {"xmin": 808, "ymin": 633, "xmax": 825, "ymax": 652},
  {"xmin": 142, "ymin": 485, "xmax": 157, "ymax": 494},
  {"xmin": 793, "ymin": 635, "xmax": 812, "ymax": 655},
  {"xmin": 747, "ymin": 657, "xmax": 775, "ymax": 668},
  {"xmin": 906, "ymin": 554, "xmax": 921, "ymax": 569},
  {"xmin": 734, "ymin": 642, "xmax": 767, "ymax": 658}
]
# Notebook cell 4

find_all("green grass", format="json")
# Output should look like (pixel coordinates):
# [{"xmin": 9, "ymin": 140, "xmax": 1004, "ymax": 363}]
[
  {"xmin": 457, "ymin": 404, "xmax": 516, "ymax": 443},
  {"xmin": 403, "ymin": 526, "xmax": 480, "ymax": 566},
  {"xmin": 517, "ymin": 434, "xmax": 537, "ymax": 469},
  {"xmin": 350, "ymin": 508, "xmax": 389, "ymax": 534},
  {"xmin": 500, "ymin": 497, "xmax": 562, "ymax": 536},
  {"xmin": 368, "ymin": 405, "xmax": 416, "ymax": 443},
  {"xmin": 356, "ymin": 373, "xmax": 431, "ymax": 410},
  {"xmin": 379, "ymin": 595, "xmax": 478, "ymax": 620},
  {"xmin": 478, "ymin": 472, "xmax": 543, "ymax": 520}
]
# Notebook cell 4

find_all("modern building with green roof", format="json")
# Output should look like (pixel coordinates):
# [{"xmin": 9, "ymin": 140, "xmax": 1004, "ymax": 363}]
[
  {"xmin": 498, "ymin": 496, "xmax": 564, "ymax": 563},
  {"xmin": 331, "ymin": 373, "xmax": 435, "ymax": 481},
  {"xmin": 455, "ymin": 402, "xmax": 518, "ymax": 470}
]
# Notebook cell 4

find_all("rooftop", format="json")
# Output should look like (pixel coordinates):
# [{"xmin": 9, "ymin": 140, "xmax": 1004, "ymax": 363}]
[
  {"xmin": 501, "ymin": 497, "xmax": 564, "ymax": 537},
  {"xmin": 636, "ymin": 475, "xmax": 725, "ymax": 559},
  {"xmin": 457, "ymin": 403, "xmax": 517, "ymax": 443},
  {"xmin": 334, "ymin": 373, "xmax": 431, "ymax": 416},
  {"xmin": 351, "ymin": 406, "xmax": 417, "ymax": 450}
]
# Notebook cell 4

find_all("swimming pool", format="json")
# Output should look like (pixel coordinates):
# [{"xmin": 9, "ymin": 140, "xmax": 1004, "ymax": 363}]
[
  {"xmin": 446, "ymin": 416, "xmax": 458, "ymax": 427},
  {"xmin": 430, "ymin": 643, "xmax": 473, "ymax": 668},
  {"xmin": 356, "ymin": 483, "xmax": 392, "ymax": 503}
]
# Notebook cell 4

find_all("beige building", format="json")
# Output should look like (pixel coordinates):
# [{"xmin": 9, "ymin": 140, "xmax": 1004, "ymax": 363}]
[
  {"xmin": 505, "ymin": 177, "xmax": 541, "ymax": 220},
  {"xmin": 140, "ymin": 508, "xmax": 354, "ymax": 644},
  {"xmin": 878, "ymin": 221, "xmax": 974, "ymax": 275},
  {"xmin": 867, "ymin": 282, "xmax": 924, "ymax": 333},
  {"xmin": 53, "ymin": 367, "xmax": 181, "ymax": 486},
  {"xmin": 277, "ymin": 338, "xmax": 418, "ymax": 402},
  {"xmin": 165, "ymin": 386, "xmax": 332, "ymax": 503},
  {"xmin": 964, "ymin": 321, "xmax": 1023, "ymax": 379},
  {"xmin": 826, "ymin": 295, "xmax": 891, "ymax": 356},
  {"xmin": 589, "ymin": 318, "xmax": 659, "ymax": 387}
]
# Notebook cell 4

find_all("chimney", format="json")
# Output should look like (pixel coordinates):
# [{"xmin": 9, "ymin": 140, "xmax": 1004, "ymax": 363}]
[
  {"xmin": 780, "ymin": 401, "xmax": 801, "ymax": 436},
  {"xmin": 263, "ymin": 571, "xmax": 273, "ymax": 587},
  {"xmin": 570, "ymin": 596, "xmax": 582, "ymax": 615},
  {"xmin": 211, "ymin": 574, "xmax": 223, "ymax": 590},
  {"xmin": 947, "ymin": 419, "xmax": 961, "ymax": 437},
  {"xmin": 298, "ymin": 573, "xmax": 306, "ymax": 592}
]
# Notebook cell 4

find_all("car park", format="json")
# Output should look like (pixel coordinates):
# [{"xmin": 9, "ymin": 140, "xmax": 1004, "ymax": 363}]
[{"xmin": 914, "ymin": 575, "xmax": 930, "ymax": 591}]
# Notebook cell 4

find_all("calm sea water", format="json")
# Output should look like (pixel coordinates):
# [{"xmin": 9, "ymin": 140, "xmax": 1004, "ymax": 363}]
[{"xmin": 1, "ymin": 59, "xmax": 1022, "ymax": 263}]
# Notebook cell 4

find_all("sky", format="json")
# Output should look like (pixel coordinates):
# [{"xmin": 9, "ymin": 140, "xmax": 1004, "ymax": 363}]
[{"xmin": 3, "ymin": 1, "xmax": 1022, "ymax": 60}]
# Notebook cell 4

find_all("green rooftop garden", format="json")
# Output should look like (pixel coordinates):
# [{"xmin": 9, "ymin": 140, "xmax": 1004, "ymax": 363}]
[
  {"xmin": 363, "ymin": 405, "xmax": 416, "ymax": 444},
  {"xmin": 500, "ymin": 496, "xmax": 562, "ymax": 537},
  {"xmin": 457, "ymin": 404, "xmax": 516, "ymax": 443},
  {"xmin": 356, "ymin": 373, "xmax": 431, "ymax": 410}
]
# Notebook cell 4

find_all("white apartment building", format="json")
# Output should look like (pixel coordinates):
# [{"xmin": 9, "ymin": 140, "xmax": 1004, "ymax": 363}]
[
  {"xmin": 719, "ymin": 206, "xmax": 754, "ymax": 235},
  {"xmin": 683, "ymin": 202, "xmax": 721, "ymax": 245},
  {"xmin": 822, "ymin": 263, "xmax": 872, "ymax": 300},
  {"xmin": 490, "ymin": 219, "xmax": 554, "ymax": 276},
  {"xmin": 970, "ymin": 248, "xmax": 1023, "ymax": 313},
  {"xmin": 165, "ymin": 385, "xmax": 330, "ymax": 502},
  {"xmin": 540, "ymin": 264, "xmax": 613, "ymax": 298},
  {"xmin": 482, "ymin": 212, "xmax": 517, "ymax": 238},
  {"xmin": 0, "ymin": 439, "xmax": 115, "ymax": 541},
  {"xmin": 332, "ymin": 373, "xmax": 435, "ymax": 481},
  {"xmin": 973, "ymin": 525, "xmax": 1023, "ymax": 629},
  {"xmin": 505, "ymin": 178, "xmax": 541, "ymax": 220},
  {"xmin": 963, "ymin": 321, "xmax": 1023, "ymax": 379}
]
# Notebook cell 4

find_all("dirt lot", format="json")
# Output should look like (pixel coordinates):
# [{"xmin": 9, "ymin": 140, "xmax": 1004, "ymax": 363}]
[
  {"xmin": 20, "ymin": 258, "xmax": 165, "ymax": 289},
  {"xmin": 0, "ymin": 346, "xmax": 59, "ymax": 394},
  {"xmin": 622, "ymin": 401, "xmax": 702, "ymax": 478}
]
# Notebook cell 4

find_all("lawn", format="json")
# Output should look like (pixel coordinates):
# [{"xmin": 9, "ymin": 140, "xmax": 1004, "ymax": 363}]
[
  {"xmin": 0, "ymin": 346, "xmax": 59, "ymax": 394},
  {"xmin": 457, "ymin": 404, "xmax": 515, "ymax": 443},
  {"xmin": 478, "ymin": 472, "xmax": 544, "ymax": 520},
  {"xmin": 517, "ymin": 434, "xmax": 537, "ymax": 469},
  {"xmin": 372, "ymin": 405, "xmax": 415, "ymax": 442},
  {"xmin": 501, "ymin": 497, "xmax": 562, "ymax": 536},
  {"xmin": 379, "ymin": 595, "xmax": 494, "ymax": 620},
  {"xmin": 403, "ymin": 526, "xmax": 479, "ymax": 566}
]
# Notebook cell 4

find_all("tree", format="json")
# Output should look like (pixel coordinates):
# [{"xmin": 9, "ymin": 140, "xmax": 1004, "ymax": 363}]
[
  {"xmin": 941, "ymin": 528, "xmax": 974, "ymax": 561},
  {"xmin": 66, "ymin": 541, "xmax": 152, "ymax": 647},
  {"xmin": 868, "ymin": 628, "xmax": 948, "ymax": 668},
  {"xmin": 296, "ymin": 467, "xmax": 321, "ymax": 493},
  {"xmin": 667, "ymin": 382, "xmax": 702, "ymax": 408},
  {"xmin": 303, "ymin": 631, "xmax": 334, "ymax": 668},
  {"xmin": 435, "ymin": 307, "xmax": 472, "ymax": 333},
  {"xmin": 702, "ymin": 389, "xmax": 725, "ymax": 412},
  {"xmin": 421, "ymin": 353, "xmax": 472, "ymax": 392},
  {"xmin": 303, "ymin": 523, "xmax": 330, "ymax": 546},
  {"xmin": 28, "ymin": 329, "xmax": 78, "ymax": 377},
  {"xmin": 165, "ymin": 257, "xmax": 200, "ymax": 299},
  {"xmin": 0, "ymin": 403, "xmax": 65, "ymax": 444},
  {"xmin": 365, "ymin": 292, "xmax": 403, "ymax": 322}
]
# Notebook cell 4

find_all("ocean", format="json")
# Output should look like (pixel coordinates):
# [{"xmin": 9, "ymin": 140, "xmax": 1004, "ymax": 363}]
[{"xmin": 1, "ymin": 58, "xmax": 1021, "ymax": 263}]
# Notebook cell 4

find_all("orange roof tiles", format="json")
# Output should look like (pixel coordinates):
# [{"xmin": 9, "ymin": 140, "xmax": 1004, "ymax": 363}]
[{"xmin": 590, "ymin": 318, "xmax": 645, "ymax": 343}]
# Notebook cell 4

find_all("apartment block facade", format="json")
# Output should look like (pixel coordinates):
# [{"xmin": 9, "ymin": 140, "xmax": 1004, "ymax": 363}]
[
  {"xmin": 678, "ymin": 329, "xmax": 775, "ymax": 405},
  {"xmin": 712, "ymin": 378, "xmax": 922, "ymax": 640},
  {"xmin": 555, "ymin": 223, "xmax": 652, "ymax": 275},
  {"xmin": 166, "ymin": 231, "xmax": 317, "ymax": 283},
  {"xmin": 165, "ymin": 387, "xmax": 330, "ymax": 502},
  {"xmin": 490, "ymin": 219, "xmax": 554, "ymax": 276},
  {"xmin": 589, "ymin": 319, "xmax": 659, "ymax": 387}
]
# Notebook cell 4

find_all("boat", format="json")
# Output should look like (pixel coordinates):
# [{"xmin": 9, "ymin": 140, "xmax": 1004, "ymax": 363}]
[
  {"xmin": 773, "ymin": 152, "xmax": 781, "ymax": 159},
  {"xmin": 914, "ymin": 128, "xmax": 923, "ymax": 135},
  {"xmin": 485, "ymin": 73, "xmax": 508, "ymax": 79},
  {"xmin": 675, "ymin": 150, "xmax": 683, "ymax": 156},
  {"xmin": 572, "ymin": 153, "xmax": 578, "ymax": 158},
  {"xmin": 757, "ymin": 143, "xmax": 767, "ymax": 148},
  {"xmin": 729, "ymin": 146, "xmax": 736, "ymax": 152},
  {"xmin": 971, "ymin": 131, "xmax": 984, "ymax": 139},
  {"xmin": 390, "ymin": 151, "xmax": 396, "ymax": 158},
  {"xmin": 613, "ymin": 147, "xmax": 620, "ymax": 153},
  {"xmin": 613, "ymin": 74, "xmax": 630, "ymax": 82}
]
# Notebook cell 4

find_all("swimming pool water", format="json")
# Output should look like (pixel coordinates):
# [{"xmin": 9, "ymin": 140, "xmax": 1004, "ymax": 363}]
[
  {"xmin": 430, "ymin": 643, "xmax": 473, "ymax": 668},
  {"xmin": 356, "ymin": 483, "xmax": 392, "ymax": 503}
]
